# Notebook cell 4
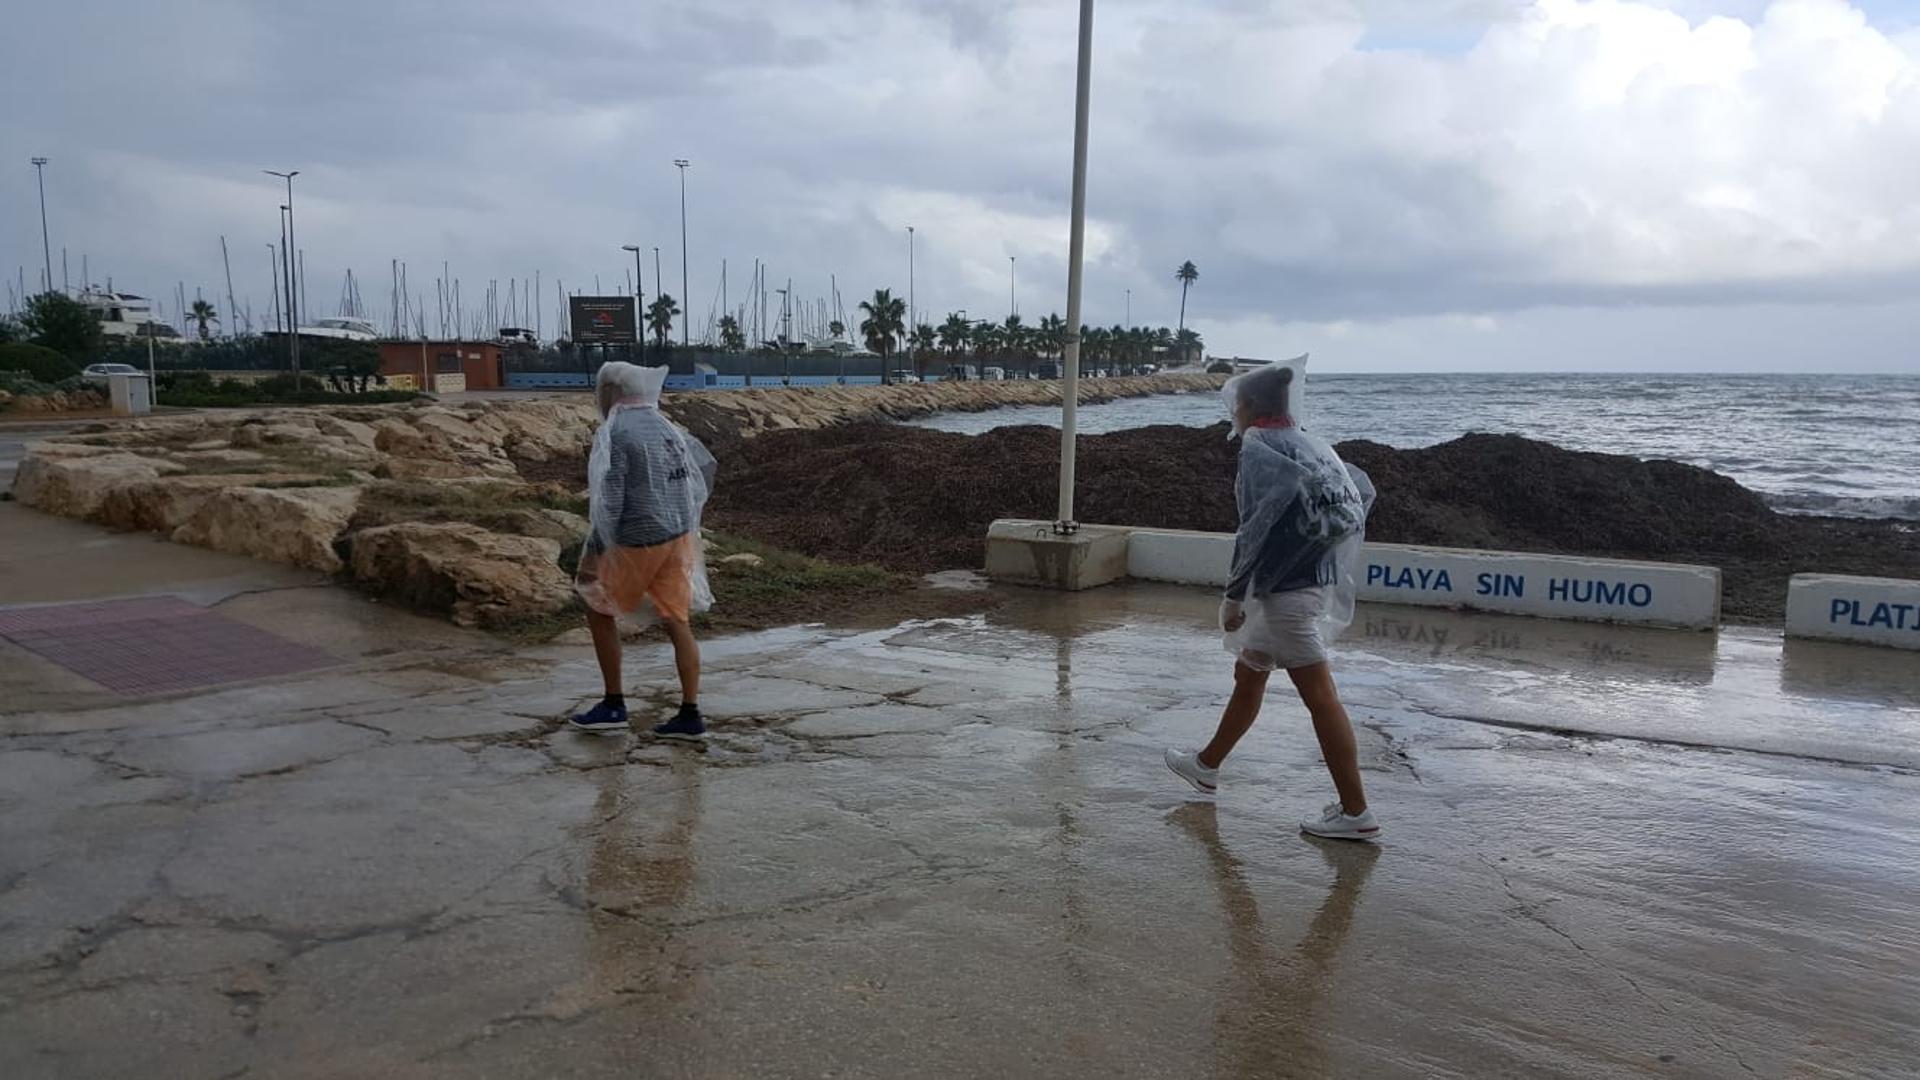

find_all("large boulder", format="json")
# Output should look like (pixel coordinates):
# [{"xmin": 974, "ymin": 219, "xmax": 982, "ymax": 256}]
[
  {"xmin": 347, "ymin": 522, "xmax": 573, "ymax": 628},
  {"xmin": 172, "ymin": 485, "xmax": 362, "ymax": 573},
  {"xmin": 11, "ymin": 451, "xmax": 174, "ymax": 518},
  {"xmin": 96, "ymin": 473, "xmax": 329, "ymax": 534}
]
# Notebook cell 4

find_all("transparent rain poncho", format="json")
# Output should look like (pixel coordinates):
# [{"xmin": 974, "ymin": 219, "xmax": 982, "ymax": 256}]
[
  {"xmin": 577, "ymin": 361, "xmax": 716, "ymax": 622},
  {"xmin": 1220, "ymin": 359, "xmax": 1375, "ymax": 669}
]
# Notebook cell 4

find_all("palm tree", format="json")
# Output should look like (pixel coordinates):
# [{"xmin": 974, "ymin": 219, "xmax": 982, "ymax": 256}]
[
  {"xmin": 972, "ymin": 323, "xmax": 1001, "ymax": 379},
  {"xmin": 858, "ymin": 288, "xmax": 906, "ymax": 384},
  {"xmin": 188, "ymin": 299, "xmax": 219, "ymax": 342},
  {"xmin": 828, "ymin": 318, "xmax": 846, "ymax": 342},
  {"xmin": 718, "ymin": 314, "xmax": 745, "ymax": 351},
  {"xmin": 1175, "ymin": 261, "xmax": 1199, "ymax": 336},
  {"xmin": 1174, "ymin": 327, "xmax": 1203, "ymax": 365},
  {"xmin": 647, "ymin": 294, "xmax": 680, "ymax": 348},
  {"xmin": 1038, "ymin": 313, "xmax": 1068, "ymax": 368},
  {"xmin": 938, "ymin": 313, "xmax": 972, "ymax": 363},
  {"xmin": 1080, "ymin": 325, "xmax": 1104, "ymax": 373},
  {"xmin": 911, "ymin": 323, "xmax": 937, "ymax": 379}
]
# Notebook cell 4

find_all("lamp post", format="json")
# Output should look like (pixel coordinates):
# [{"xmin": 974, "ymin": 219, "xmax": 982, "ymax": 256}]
[
  {"xmin": 652, "ymin": 246, "xmax": 664, "ymax": 348},
  {"xmin": 30, "ymin": 157, "xmax": 52, "ymax": 296},
  {"xmin": 621, "ymin": 244, "xmax": 646, "ymax": 361},
  {"xmin": 1057, "ymin": 0, "xmax": 1095, "ymax": 533},
  {"xmin": 674, "ymin": 159, "xmax": 691, "ymax": 347},
  {"xmin": 263, "ymin": 170, "xmax": 301, "ymax": 376},
  {"xmin": 907, "ymin": 224, "xmax": 915, "ymax": 372},
  {"xmin": 1009, "ymin": 255, "xmax": 1016, "ymax": 320}
]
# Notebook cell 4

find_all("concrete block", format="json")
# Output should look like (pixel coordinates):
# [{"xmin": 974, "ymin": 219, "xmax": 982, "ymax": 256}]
[
  {"xmin": 985, "ymin": 520, "xmax": 1129, "ymax": 591},
  {"xmin": 1787, "ymin": 574, "xmax": 1920, "ymax": 650},
  {"xmin": 1127, "ymin": 528, "xmax": 1232, "ymax": 585},
  {"xmin": 1123, "ymin": 529, "xmax": 1720, "ymax": 630},
  {"xmin": 1356, "ymin": 543, "xmax": 1720, "ymax": 629}
]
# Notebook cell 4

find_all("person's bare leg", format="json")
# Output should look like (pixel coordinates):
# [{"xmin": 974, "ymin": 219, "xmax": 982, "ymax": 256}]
[
  {"xmin": 587, "ymin": 609, "xmax": 622, "ymax": 697},
  {"xmin": 1198, "ymin": 661, "xmax": 1270, "ymax": 769},
  {"xmin": 660, "ymin": 618, "xmax": 700, "ymax": 705},
  {"xmin": 1287, "ymin": 662, "xmax": 1367, "ymax": 815}
]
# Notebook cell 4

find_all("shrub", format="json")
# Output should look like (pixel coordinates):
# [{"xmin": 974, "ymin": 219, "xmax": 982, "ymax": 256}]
[{"xmin": 0, "ymin": 342, "xmax": 81, "ymax": 383}]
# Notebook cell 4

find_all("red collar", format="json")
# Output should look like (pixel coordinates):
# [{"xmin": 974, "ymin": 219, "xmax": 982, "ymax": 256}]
[{"xmin": 1250, "ymin": 416, "xmax": 1295, "ymax": 429}]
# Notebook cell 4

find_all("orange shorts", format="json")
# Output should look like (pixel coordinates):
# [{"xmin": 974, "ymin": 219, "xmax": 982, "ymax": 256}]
[{"xmin": 577, "ymin": 534, "xmax": 695, "ymax": 622}]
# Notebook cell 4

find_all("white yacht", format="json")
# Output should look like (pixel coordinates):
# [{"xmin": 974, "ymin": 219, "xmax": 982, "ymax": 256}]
[{"xmin": 79, "ymin": 289, "xmax": 179, "ymax": 339}]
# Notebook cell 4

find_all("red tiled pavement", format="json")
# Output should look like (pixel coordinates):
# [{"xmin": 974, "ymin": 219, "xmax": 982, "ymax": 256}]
[{"xmin": 0, "ymin": 596, "xmax": 338, "ymax": 696}]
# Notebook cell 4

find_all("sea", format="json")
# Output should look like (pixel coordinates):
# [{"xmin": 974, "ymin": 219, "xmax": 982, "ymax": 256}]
[{"xmin": 909, "ymin": 373, "xmax": 1920, "ymax": 522}]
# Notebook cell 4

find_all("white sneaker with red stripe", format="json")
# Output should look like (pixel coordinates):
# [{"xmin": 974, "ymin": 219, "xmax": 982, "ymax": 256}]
[
  {"xmin": 1163, "ymin": 748, "xmax": 1219, "ymax": 797},
  {"xmin": 1300, "ymin": 801, "xmax": 1382, "ymax": 841}
]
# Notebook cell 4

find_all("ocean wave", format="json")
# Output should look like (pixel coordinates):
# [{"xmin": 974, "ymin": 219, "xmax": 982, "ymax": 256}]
[{"xmin": 1766, "ymin": 492, "xmax": 1920, "ymax": 522}]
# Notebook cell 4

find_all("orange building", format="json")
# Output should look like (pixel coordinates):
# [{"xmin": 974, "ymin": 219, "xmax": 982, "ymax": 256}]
[{"xmin": 376, "ymin": 340, "xmax": 507, "ymax": 393}]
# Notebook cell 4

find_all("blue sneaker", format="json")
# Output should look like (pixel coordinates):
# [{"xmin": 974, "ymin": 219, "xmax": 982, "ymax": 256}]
[
  {"xmin": 652, "ymin": 704, "xmax": 706, "ymax": 741},
  {"xmin": 569, "ymin": 697, "xmax": 630, "ymax": 736}
]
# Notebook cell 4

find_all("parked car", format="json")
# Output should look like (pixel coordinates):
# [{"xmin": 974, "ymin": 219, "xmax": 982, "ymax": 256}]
[
  {"xmin": 889, "ymin": 370, "xmax": 921, "ymax": 384},
  {"xmin": 983, "ymin": 367, "xmax": 1006, "ymax": 381},
  {"xmin": 81, "ymin": 363, "xmax": 144, "ymax": 383}
]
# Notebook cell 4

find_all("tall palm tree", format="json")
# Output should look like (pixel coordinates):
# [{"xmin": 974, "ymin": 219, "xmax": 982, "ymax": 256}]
[
  {"xmin": 1001, "ymin": 314, "xmax": 1032, "ymax": 378},
  {"xmin": 647, "ymin": 294, "xmax": 680, "ymax": 348},
  {"xmin": 858, "ymin": 288, "xmax": 906, "ymax": 383},
  {"xmin": 718, "ymin": 314, "xmax": 745, "ymax": 352},
  {"xmin": 1175, "ymin": 260, "xmax": 1199, "ymax": 335},
  {"xmin": 828, "ymin": 318, "xmax": 846, "ymax": 342},
  {"xmin": 189, "ymin": 299, "xmax": 219, "ymax": 342},
  {"xmin": 911, "ymin": 323, "xmax": 937, "ymax": 379}
]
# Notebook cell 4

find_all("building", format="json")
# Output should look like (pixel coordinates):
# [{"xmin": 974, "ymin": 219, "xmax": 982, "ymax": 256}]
[{"xmin": 376, "ymin": 340, "xmax": 507, "ymax": 393}]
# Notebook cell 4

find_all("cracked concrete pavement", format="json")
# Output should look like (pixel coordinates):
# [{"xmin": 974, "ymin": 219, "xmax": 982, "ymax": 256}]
[{"xmin": 3, "ymin": 502, "xmax": 1918, "ymax": 1078}]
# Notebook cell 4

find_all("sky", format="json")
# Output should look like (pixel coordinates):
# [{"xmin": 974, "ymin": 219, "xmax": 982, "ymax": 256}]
[{"xmin": 3, "ymin": 0, "xmax": 1918, "ymax": 372}]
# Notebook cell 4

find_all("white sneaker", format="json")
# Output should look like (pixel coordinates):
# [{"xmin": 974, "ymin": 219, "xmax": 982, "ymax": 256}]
[
  {"xmin": 1164, "ymin": 748, "xmax": 1219, "ymax": 797},
  {"xmin": 1300, "ymin": 801, "xmax": 1382, "ymax": 842}
]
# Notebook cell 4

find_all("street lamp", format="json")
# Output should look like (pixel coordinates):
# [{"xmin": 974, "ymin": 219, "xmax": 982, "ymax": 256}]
[
  {"xmin": 1057, "ymin": 0, "xmax": 1095, "ymax": 533},
  {"xmin": 674, "ymin": 159, "xmax": 691, "ymax": 347},
  {"xmin": 906, "ymin": 225, "xmax": 915, "ymax": 369},
  {"xmin": 1009, "ymin": 255, "xmax": 1016, "ymax": 320},
  {"xmin": 30, "ymin": 157, "xmax": 52, "ymax": 297},
  {"xmin": 263, "ymin": 170, "xmax": 301, "ymax": 376},
  {"xmin": 621, "ymin": 244, "xmax": 646, "ymax": 360}
]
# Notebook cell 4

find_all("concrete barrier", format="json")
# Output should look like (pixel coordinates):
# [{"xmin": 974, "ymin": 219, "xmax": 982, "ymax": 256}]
[
  {"xmin": 1118, "ymin": 529, "xmax": 1721, "ymax": 630},
  {"xmin": 1786, "ymin": 574, "xmax": 1920, "ymax": 651}
]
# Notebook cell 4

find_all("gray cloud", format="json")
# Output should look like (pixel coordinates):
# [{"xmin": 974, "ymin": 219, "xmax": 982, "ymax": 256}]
[{"xmin": 3, "ymin": 0, "xmax": 1917, "ymax": 370}]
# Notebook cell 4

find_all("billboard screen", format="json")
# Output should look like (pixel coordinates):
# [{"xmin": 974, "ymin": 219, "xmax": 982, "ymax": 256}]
[{"xmin": 569, "ymin": 295, "xmax": 639, "ymax": 344}]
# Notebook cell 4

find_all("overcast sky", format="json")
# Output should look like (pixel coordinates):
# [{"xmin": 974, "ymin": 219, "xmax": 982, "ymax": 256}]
[{"xmin": 3, "ymin": 0, "xmax": 1918, "ymax": 371}]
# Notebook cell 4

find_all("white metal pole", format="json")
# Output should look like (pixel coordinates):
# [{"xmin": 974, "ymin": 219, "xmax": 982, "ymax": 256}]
[{"xmin": 1057, "ymin": 0, "xmax": 1094, "ymax": 532}]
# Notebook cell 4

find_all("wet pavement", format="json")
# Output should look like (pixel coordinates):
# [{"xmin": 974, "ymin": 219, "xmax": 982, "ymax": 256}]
[{"xmin": 3, "ymin": 509, "xmax": 1919, "ymax": 1078}]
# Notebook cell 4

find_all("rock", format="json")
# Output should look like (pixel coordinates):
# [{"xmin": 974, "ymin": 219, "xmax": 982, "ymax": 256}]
[
  {"xmin": 173, "ymin": 486, "xmax": 362, "ymax": 573},
  {"xmin": 10, "ymin": 452, "xmax": 170, "ymax": 518},
  {"xmin": 96, "ymin": 474, "xmax": 319, "ymax": 533},
  {"xmin": 718, "ymin": 552, "xmax": 764, "ymax": 568},
  {"xmin": 347, "ymin": 522, "xmax": 572, "ymax": 628},
  {"xmin": 167, "ymin": 448, "xmax": 271, "ymax": 468},
  {"xmin": 314, "ymin": 415, "xmax": 380, "ymax": 450},
  {"xmin": 380, "ymin": 455, "xmax": 517, "ymax": 481},
  {"xmin": 229, "ymin": 420, "xmax": 318, "ymax": 448},
  {"xmin": 185, "ymin": 438, "xmax": 228, "ymax": 451}
]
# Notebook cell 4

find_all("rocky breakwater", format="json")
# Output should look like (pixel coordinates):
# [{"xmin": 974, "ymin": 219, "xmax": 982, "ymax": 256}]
[
  {"xmin": 659, "ymin": 373, "xmax": 1224, "ymax": 449},
  {"xmin": 6, "ymin": 377, "xmax": 1217, "ymax": 628},
  {"xmin": 9, "ymin": 399, "xmax": 600, "ymax": 628}
]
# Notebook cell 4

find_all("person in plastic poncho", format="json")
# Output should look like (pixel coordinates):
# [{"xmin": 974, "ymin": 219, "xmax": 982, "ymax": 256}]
[
  {"xmin": 1163, "ymin": 362, "xmax": 1384, "ymax": 841},
  {"xmin": 568, "ymin": 362, "xmax": 717, "ymax": 739}
]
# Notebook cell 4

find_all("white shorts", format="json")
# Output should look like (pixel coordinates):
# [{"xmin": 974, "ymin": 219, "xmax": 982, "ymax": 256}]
[{"xmin": 1228, "ymin": 586, "xmax": 1332, "ymax": 672}]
